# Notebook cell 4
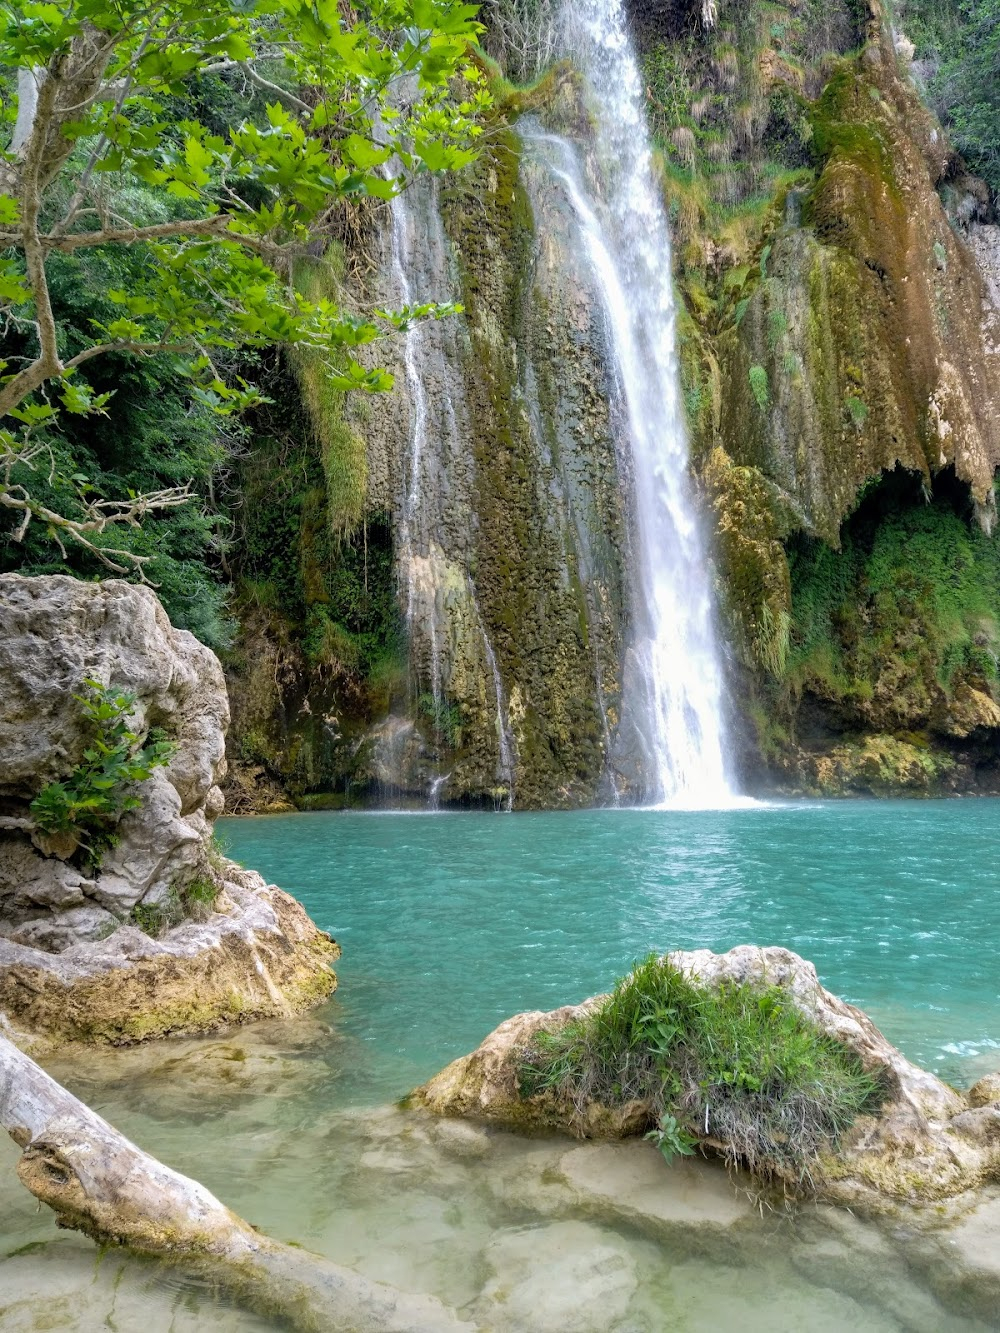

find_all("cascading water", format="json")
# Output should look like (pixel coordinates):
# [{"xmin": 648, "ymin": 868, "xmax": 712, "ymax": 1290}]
[
  {"xmin": 387, "ymin": 176, "xmax": 449, "ymax": 715},
  {"xmin": 386, "ymin": 176, "xmax": 517, "ymax": 806},
  {"xmin": 524, "ymin": 0, "xmax": 736, "ymax": 807}
]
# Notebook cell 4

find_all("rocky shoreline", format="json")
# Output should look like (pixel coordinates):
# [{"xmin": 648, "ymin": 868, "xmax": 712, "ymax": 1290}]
[
  {"xmin": 0, "ymin": 574, "xmax": 338, "ymax": 1051},
  {"xmin": 0, "ymin": 862, "xmax": 338, "ymax": 1051}
]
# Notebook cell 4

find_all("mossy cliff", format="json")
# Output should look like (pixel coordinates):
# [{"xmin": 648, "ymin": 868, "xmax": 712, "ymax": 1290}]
[
  {"xmin": 631, "ymin": 0, "xmax": 1000, "ymax": 794},
  {"xmin": 223, "ymin": 342, "xmax": 406, "ymax": 812},
  {"xmin": 224, "ymin": 0, "xmax": 1000, "ymax": 806},
  {"xmin": 434, "ymin": 85, "xmax": 631, "ymax": 807},
  {"xmin": 225, "ymin": 73, "xmax": 633, "ymax": 810}
]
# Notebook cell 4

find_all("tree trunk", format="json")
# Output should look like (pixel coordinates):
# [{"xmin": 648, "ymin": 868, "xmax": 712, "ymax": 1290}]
[{"xmin": 0, "ymin": 1034, "xmax": 473, "ymax": 1333}]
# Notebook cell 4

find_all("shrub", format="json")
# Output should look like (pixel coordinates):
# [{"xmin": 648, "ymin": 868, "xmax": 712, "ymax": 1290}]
[
  {"xmin": 129, "ymin": 876, "xmax": 220, "ymax": 937},
  {"xmin": 30, "ymin": 680, "xmax": 176, "ymax": 867},
  {"xmin": 519, "ymin": 954, "xmax": 884, "ymax": 1179},
  {"xmin": 749, "ymin": 364, "xmax": 771, "ymax": 410}
]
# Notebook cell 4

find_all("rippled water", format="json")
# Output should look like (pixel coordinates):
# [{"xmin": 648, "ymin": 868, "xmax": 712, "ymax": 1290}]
[
  {"xmin": 227, "ymin": 801, "xmax": 1000, "ymax": 1095},
  {"xmin": 2, "ymin": 802, "xmax": 999, "ymax": 1331}
]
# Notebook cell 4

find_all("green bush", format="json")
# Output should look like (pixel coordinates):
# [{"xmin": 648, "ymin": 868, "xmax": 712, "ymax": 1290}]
[
  {"xmin": 519, "ymin": 954, "xmax": 884, "ymax": 1178},
  {"xmin": 907, "ymin": 0, "xmax": 1000, "ymax": 194},
  {"xmin": 787, "ymin": 479, "xmax": 1000, "ymax": 706},
  {"xmin": 0, "ymin": 245, "xmax": 234, "ymax": 650},
  {"xmin": 749, "ymin": 364, "xmax": 771, "ymax": 410},
  {"xmin": 30, "ymin": 680, "xmax": 176, "ymax": 866}
]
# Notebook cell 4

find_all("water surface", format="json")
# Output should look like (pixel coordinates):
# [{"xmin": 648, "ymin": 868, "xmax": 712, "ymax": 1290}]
[
  {"xmin": 222, "ymin": 800, "xmax": 1000, "ymax": 1097},
  {"xmin": 2, "ymin": 800, "xmax": 999, "ymax": 1331}
]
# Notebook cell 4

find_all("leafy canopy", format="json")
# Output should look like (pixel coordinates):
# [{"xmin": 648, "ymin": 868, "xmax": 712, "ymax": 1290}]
[{"xmin": 0, "ymin": 0, "xmax": 490, "ymax": 569}]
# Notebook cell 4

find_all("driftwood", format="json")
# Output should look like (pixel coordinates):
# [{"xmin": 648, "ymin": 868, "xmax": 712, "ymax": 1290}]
[{"xmin": 0, "ymin": 1033, "xmax": 472, "ymax": 1332}]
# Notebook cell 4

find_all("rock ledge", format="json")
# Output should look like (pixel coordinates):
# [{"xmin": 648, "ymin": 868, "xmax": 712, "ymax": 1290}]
[{"xmin": 0, "ymin": 861, "xmax": 338, "ymax": 1049}]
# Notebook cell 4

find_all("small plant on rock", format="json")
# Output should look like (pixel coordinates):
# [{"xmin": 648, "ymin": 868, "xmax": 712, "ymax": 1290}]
[
  {"xmin": 645, "ymin": 1113, "xmax": 698, "ymax": 1163},
  {"xmin": 749, "ymin": 364, "xmax": 770, "ymax": 411},
  {"xmin": 519, "ymin": 954, "xmax": 885, "ymax": 1182},
  {"xmin": 30, "ymin": 679, "xmax": 176, "ymax": 866}
]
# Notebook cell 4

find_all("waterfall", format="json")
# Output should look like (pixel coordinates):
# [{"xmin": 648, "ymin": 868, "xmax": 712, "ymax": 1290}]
[
  {"xmin": 386, "ymin": 176, "xmax": 517, "ymax": 806},
  {"xmin": 525, "ymin": 0, "xmax": 736, "ymax": 807},
  {"xmin": 387, "ymin": 177, "xmax": 449, "ymax": 718}
]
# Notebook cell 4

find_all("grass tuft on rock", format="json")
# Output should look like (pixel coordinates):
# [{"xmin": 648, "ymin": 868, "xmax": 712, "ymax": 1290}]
[{"xmin": 519, "ymin": 955, "xmax": 885, "ymax": 1179}]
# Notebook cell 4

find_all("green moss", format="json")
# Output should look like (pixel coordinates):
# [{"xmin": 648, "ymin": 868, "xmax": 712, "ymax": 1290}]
[
  {"xmin": 749, "ymin": 364, "xmax": 770, "ymax": 409},
  {"xmin": 786, "ymin": 475, "xmax": 1000, "ymax": 717},
  {"xmin": 437, "ymin": 118, "xmax": 612, "ymax": 807},
  {"xmin": 705, "ymin": 447, "xmax": 793, "ymax": 676},
  {"xmin": 229, "ymin": 349, "xmax": 405, "ymax": 797},
  {"xmin": 292, "ymin": 251, "xmax": 368, "ymax": 535}
]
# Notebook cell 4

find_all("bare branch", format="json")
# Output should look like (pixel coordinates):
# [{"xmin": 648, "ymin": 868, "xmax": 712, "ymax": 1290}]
[{"xmin": 0, "ymin": 477, "xmax": 195, "ymax": 578}]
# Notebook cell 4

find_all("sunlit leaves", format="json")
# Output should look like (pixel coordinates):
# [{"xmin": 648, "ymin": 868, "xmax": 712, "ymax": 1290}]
[
  {"xmin": 0, "ymin": 0, "xmax": 491, "ymax": 466},
  {"xmin": 0, "ymin": 257, "xmax": 28, "ymax": 306}
]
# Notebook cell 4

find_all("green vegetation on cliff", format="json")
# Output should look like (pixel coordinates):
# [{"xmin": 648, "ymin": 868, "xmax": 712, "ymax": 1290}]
[
  {"xmin": 788, "ymin": 472, "xmax": 1000, "ymax": 721},
  {"xmin": 30, "ymin": 679, "xmax": 175, "ymax": 867},
  {"xmin": 904, "ymin": 0, "xmax": 1000, "ymax": 194},
  {"xmin": 225, "ymin": 352, "xmax": 404, "ymax": 801}
]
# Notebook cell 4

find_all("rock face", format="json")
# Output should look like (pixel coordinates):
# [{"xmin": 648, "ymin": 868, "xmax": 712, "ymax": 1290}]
[
  {"xmin": 225, "ymin": 73, "xmax": 633, "ymax": 812},
  {"xmin": 0, "ymin": 574, "xmax": 228, "ymax": 948},
  {"xmin": 0, "ymin": 574, "xmax": 337, "ymax": 1045},
  {"xmin": 0, "ymin": 865, "xmax": 339, "ymax": 1048},
  {"xmin": 413, "ymin": 946, "xmax": 1000, "ymax": 1211}
]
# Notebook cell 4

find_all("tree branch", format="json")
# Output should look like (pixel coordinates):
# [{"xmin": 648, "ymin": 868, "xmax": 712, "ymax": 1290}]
[
  {"xmin": 63, "ymin": 338, "xmax": 196, "ymax": 369},
  {"xmin": 43, "ymin": 214, "xmax": 291, "ymax": 264},
  {"xmin": 0, "ymin": 65, "xmax": 66, "ymax": 418},
  {"xmin": 0, "ymin": 482, "xmax": 195, "ymax": 577}
]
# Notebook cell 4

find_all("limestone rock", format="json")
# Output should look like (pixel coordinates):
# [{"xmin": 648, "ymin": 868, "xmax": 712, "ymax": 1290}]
[
  {"xmin": 475, "ymin": 1221, "xmax": 638, "ymax": 1333},
  {"xmin": 0, "ymin": 574, "xmax": 228, "ymax": 948},
  {"xmin": 0, "ymin": 574, "xmax": 338, "ymax": 1045},
  {"xmin": 968, "ymin": 1073, "xmax": 1000, "ymax": 1109},
  {"xmin": 412, "ymin": 946, "xmax": 1000, "ymax": 1212},
  {"xmin": 0, "ymin": 865, "xmax": 339, "ymax": 1047},
  {"xmin": 906, "ymin": 1189, "xmax": 1000, "ymax": 1324}
]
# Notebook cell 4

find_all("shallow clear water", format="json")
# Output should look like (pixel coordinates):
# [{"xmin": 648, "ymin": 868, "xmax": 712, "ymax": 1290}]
[
  {"xmin": 222, "ymin": 801, "xmax": 1000, "ymax": 1096},
  {"xmin": 2, "ymin": 801, "xmax": 999, "ymax": 1331}
]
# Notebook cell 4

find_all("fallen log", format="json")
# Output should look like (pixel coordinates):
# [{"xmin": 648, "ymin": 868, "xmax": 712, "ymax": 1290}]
[{"xmin": 0, "ymin": 1033, "xmax": 473, "ymax": 1332}]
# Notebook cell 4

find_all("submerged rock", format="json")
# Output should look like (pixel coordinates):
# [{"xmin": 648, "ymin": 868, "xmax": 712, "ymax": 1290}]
[
  {"xmin": 0, "ymin": 574, "xmax": 337, "ymax": 1047},
  {"xmin": 412, "ymin": 946, "xmax": 1000, "ymax": 1212},
  {"xmin": 476, "ymin": 1221, "xmax": 638, "ymax": 1332}
]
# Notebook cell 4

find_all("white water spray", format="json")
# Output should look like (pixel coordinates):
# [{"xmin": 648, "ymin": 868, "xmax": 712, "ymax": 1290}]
[
  {"xmin": 527, "ymin": 0, "xmax": 736, "ymax": 807},
  {"xmin": 387, "ymin": 179, "xmax": 442, "ymax": 698}
]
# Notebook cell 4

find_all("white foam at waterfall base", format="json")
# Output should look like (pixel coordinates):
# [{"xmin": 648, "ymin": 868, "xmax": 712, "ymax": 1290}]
[{"xmin": 529, "ymin": 0, "xmax": 741, "ymax": 809}]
